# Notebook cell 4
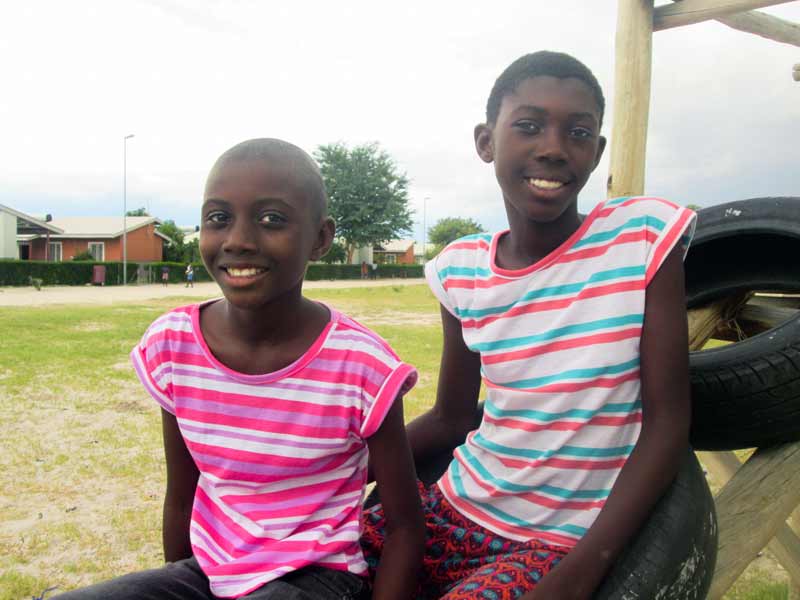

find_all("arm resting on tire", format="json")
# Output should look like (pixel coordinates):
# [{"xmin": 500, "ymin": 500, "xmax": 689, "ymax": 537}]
[{"xmin": 523, "ymin": 245, "xmax": 692, "ymax": 600}]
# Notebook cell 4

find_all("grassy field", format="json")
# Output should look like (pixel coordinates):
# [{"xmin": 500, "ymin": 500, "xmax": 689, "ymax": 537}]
[{"xmin": 0, "ymin": 284, "xmax": 793, "ymax": 599}]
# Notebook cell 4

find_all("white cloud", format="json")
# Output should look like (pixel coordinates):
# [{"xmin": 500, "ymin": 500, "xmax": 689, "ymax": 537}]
[{"xmin": 1, "ymin": 1, "xmax": 798, "ymax": 234}]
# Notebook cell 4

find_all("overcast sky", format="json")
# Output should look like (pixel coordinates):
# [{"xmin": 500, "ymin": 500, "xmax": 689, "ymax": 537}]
[{"xmin": 2, "ymin": 1, "xmax": 799, "ymax": 241}]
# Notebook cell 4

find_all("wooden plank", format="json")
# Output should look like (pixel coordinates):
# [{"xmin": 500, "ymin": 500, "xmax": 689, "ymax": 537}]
[
  {"xmin": 717, "ymin": 10, "xmax": 800, "ymax": 46},
  {"xmin": 697, "ymin": 451, "xmax": 800, "ymax": 589},
  {"xmin": 707, "ymin": 442, "xmax": 800, "ymax": 599},
  {"xmin": 686, "ymin": 292, "xmax": 752, "ymax": 351},
  {"xmin": 654, "ymin": 0, "xmax": 795, "ymax": 31},
  {"xmin": 607, "ymin": 0, "xmax": 654, "ymax": 199}
]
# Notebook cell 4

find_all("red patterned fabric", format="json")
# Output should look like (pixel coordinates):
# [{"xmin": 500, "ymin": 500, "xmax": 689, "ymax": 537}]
[{"xmin": 361, "ymin": 482, "xmax": 567, "ymax": 599}]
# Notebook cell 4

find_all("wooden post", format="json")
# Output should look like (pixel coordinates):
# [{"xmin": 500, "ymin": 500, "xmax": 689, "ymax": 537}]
[
  {"xmin": 697, "ymin": 451, "xmax": 800, "ymax": 591},
  {"xmin": 707, "ymin": 443, "xmax": 800, "ymax": 599},
  {"xmin": 608, "ymin": 0, "xmax": 654, "ymax": 199}
]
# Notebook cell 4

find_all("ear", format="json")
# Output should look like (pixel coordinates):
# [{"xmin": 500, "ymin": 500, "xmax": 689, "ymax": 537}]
[
  {"xmin": 593, "ymin": 135, "xmax": 607, "ymax": 170},
  {"xmin": 310, "ymin": 217, "xmax": 336, "ymax": 261},
  {"xmin": 474, "ymin": 124, "xmax": 494, "ymax": 163}
]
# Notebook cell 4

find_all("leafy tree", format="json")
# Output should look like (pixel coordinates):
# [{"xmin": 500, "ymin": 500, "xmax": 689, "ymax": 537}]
[
  {"xmin": 315, "ymin": 142, "xmax": 413, "ymax": 262},
  {"xmin": 126, "ymin": 207, "xmax": 150, "ymax": 217},
  {"xmin": 686, "ymin": 204, "xmax": 702, "ymax": 211},
  {"xmin": 157, "ymin": 220, "xmax": 186, "ymax": 262},
  {"xmin": 319, "ymin": 240, "xmax": 347, "ymax": 264},
  {"xmin": 428, "ymin": 217, "xmax": 486, "ymax": 249}
]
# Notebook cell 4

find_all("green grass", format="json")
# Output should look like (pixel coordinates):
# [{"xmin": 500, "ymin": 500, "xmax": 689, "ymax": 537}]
[
  {"xmin": 0, "ymin": 283, "xmax": 790, "ymax": 599},
  {"xmin": 0, "ymin": 285, "xmax": 441, "ymax": 597}
]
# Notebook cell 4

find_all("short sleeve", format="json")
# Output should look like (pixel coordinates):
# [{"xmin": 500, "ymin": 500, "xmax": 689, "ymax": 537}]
[
  {"xmin": 425, "ymin": 254, "xmax": 458, "ymax": 318},
  {"xmin": 130, "ymin": 318, "xmax": 175, "ymax": 414},
  {"xmin": 638, "ymin": 198, "xmax": 697, "ymax": 285},
  {"xmin": 360, "ymin": 362, "xmax": 418, "ymax": 439}
]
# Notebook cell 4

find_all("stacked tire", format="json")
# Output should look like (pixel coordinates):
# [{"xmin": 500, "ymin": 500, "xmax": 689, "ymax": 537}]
[{"xmin": 687, "ymin": 197, "xmax": 800, "ymax": 451}]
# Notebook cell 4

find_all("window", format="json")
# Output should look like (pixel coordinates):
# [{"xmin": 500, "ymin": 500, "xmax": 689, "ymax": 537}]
[
  {"xmin": 386, "ymin": 254, "xmax": 397, "ymax": 264},
  {"xmin": 18, "ymin": 243, "xmax": 30, "ymax": 260},
  {"xmin": 88, "ymin": 242, "xmax": 105, "ymax": 261},
  {"xmin": 48, "ymin": 242, "xmax": 62, "ymax": 262}
]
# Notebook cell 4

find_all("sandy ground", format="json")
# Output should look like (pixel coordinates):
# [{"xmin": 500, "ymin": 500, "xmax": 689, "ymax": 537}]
[{"xmin": 0, "ymin": 278, "xmax": 427, "ymax": 307}]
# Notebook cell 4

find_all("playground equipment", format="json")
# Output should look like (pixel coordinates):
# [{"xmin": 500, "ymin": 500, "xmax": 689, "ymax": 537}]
[{"xmin": 608, "ymin": 2, "xmax": 800, "ymax": 597}]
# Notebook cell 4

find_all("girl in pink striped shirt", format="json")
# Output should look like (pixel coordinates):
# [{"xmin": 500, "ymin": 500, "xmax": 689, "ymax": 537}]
[{"xmin": 55, "ymin": 139, "xmax": 424, "ymax": 600}]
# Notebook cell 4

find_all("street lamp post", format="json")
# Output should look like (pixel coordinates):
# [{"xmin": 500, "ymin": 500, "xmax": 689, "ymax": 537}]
[
  {"xmin": 422, "ymin": 197, "xmax": 429, "ymax": 265},
  {"xmin": 123, "ymin": 134, "xmax": 135, "ymax": 285}
]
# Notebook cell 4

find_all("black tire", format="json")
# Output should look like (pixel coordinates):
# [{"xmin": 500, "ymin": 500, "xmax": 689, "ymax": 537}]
[
  {"xmin": 367, "ymin": 410, "xmax": 717, "ymax": 599},
  {"xmin": 594, "ymin": 448, "xmax": 717, "ymax": 600},
  {"xmin": 685, "ymin": 197, "xmax": 800, "ymax": 450}
]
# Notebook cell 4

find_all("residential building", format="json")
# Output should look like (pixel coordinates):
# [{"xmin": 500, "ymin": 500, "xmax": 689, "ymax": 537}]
[
  {"xmin": 372, "ymin": 239, "xmax": 415, "ymax": 264},
  {"xmin": 16, "ymin": 215, "xmax": 171, "ymax": 262},
  {"xmin": 0, "ymin": 204, "xmax": 61, "ymax": 260}
]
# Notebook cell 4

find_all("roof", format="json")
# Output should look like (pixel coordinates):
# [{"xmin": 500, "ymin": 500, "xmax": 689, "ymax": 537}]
[
  {"xmin": 0, "ymin": 203, "xmax": 63, "ymax": 234},
  {"xmin": 374, "ymin": 239, "xmax": 415, "ymax": 253},
  {"xmin": 46, "ymin": 216, "xmax": 158, "ymax": 238}
]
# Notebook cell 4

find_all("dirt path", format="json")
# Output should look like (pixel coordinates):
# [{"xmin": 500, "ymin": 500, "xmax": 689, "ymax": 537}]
[{"xmin": 0, "ymin": 278, "xmax": 427, "ymax": 307}]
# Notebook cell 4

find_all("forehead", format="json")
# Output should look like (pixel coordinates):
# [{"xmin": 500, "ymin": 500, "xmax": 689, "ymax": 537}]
[
  {"xmin": 204, "ymin": 157, "xmax": 310, "ymax": 204},
  {"xmin": 499, "ymin": 75, "xmax": 601, "ymax": 122}
]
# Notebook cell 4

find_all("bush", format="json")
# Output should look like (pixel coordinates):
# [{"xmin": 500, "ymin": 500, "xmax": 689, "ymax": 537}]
[
  {"xmin": 71, "ymin": 250, "xmax": 95, "ymax": 261},
  {"xmin": 0, "ymin": 260, "xmax": 210, "ymax": 286},
  {"xmin": 0, "ymin": 260, "xmax": 423, "ymax": 286}
]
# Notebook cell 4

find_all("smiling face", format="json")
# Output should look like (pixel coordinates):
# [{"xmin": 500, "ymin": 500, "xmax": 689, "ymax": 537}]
[
  {"xmin": 200, "ymin": 155, "xmax": 333, "ymax": 310},
  {"xmin": 475, "ymin": 75, "xmax": 606, "ymax": 227}
]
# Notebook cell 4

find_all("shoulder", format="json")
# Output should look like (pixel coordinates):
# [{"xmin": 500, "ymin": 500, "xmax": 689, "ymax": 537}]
[
  {"xmin": 139, "ymin": 304, "xmax": 197, "ymax": 347},
  {"xmin": 598, "ymin": 196, "xmax": 693, "ymax": 225},
  {"xmin": 328, "ymin": 311, "xmax": 403, "ymax": 363},
  {"xmin": 427, "ymin": 232, "xmax": 494, "ymax": 277}
]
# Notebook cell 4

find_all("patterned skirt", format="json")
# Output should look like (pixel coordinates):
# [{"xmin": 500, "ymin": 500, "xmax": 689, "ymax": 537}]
[{"xmin": 361, "ymin": 481, "xmax": 568, "ymax": 599}]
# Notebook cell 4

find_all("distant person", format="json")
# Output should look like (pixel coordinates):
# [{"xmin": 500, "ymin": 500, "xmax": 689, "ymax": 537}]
[
  {"xmin": 160, "ymin": 265, "xmax": 169, "ymax": 287},
  {"xmin": 361, "ymin": 51, "xmax": 697, "ymax": 598},
  {"xmin": 370, "ymin": 261, "xmax": 377, "ymax": 279},
  {"xmin": 361, "ymin": 260, "xmax": 368, "ymax": 279},
  {"xmin": 184, "ymin": 264, "xmax": 194, "ymax": 288},
  {"xmin": 53, "ymin": 138, "xmax": 423, "ymax": 600}
]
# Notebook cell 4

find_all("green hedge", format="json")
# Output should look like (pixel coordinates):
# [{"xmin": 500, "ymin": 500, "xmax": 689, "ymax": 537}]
[
  {"xmin": 0, "ymin": 260, "xmax": 423, "ymax": 286},
  {"xmin": 0, "ymin": 260, "xmax": 209, "ymax": 286}
]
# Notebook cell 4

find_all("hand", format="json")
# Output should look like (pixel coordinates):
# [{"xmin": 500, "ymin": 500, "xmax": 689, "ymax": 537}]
[{"xmin": 519, "ymin": 569, "xmax": 588, "ymax": 600}]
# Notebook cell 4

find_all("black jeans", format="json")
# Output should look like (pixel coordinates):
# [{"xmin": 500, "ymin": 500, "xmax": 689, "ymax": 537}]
[{"xmin": 52, "ymin": 557, "xmax": 369, "ymax": 600}]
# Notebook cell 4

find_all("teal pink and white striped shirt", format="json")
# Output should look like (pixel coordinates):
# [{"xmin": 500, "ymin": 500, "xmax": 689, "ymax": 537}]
[
  {"xmin": 425, "ymin": 196, "xmax": 696, "ymax": 548},
  {"xmin": 131, "ymin": 302, "xmax": 416, "ymax": 598}
]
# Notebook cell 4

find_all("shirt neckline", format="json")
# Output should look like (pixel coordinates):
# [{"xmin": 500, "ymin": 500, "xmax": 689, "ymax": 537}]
[
  {"xmin": 489, "ymin": 201, "xmax": 604, "ymax": 278},
  {"xmin": 189, "ymin": 299, "xmax": 338, "ymax": 383}
]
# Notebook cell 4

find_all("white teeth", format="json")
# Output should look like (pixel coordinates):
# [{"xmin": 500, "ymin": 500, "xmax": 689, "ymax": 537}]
[
  {"xmin": 226, "ymin": 267, "xmax": 264, "ymax": 277},
  {"xmin": 529, "ymin": 178, "xmax": 564, "ymax": 190}
]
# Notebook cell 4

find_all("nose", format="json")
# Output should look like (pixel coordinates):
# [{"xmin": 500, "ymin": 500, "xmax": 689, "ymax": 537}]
[
  {"xmin": 535, "ymin": 127, "xmax": 567, "ymax": 163},
  {"xmin": 222, "ymin": 217, "xmax": 258, "ymax": 254}
]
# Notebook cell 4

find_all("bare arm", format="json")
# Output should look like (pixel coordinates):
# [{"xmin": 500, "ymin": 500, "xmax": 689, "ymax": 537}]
[
  {"xmin": 404, "ymin": 304, "xmax": 483, "ymax": 465},
  {"xmin": 527, "ymin": 245, "xmax": 691, "ymax": 600},
  {"xmin": 161, "ymin": 409, "xmax": 200, "ymax": 563},
  {"xmin": 367, "ymin": 397, "xmax": 425, "ymax": 600}
]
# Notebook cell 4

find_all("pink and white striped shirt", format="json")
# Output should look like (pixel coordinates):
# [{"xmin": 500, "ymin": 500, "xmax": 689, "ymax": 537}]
[
  {"xmin": 131, "ymin": 302, "xmax": 417, "ymax": 598},
  {"xmin": 425, "ymin": 196, "xmax": 695, "ymax": 548}
]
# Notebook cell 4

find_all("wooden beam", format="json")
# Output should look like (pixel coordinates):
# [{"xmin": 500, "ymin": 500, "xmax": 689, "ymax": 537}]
[
  {"xmin": 707, "ymin": 442, "xmax": 800, "ymax": 599},
  {"xmin": 717, "ymin": 10, "xmax": 800, "ymax": 46},
  {"xmin": 686, "ymin": 292, "xmax": 752, "ymax": 351},
  {"xmin": 654, "ymin": 0, "xmax": 795, "ymax": 31},
  {"xmin": 607, "ymin": 0, "xmax": 654, "ymax": 199},
  {"xmin": 697, "ymin": 451, "xmax": 800, "ymax": 590}
]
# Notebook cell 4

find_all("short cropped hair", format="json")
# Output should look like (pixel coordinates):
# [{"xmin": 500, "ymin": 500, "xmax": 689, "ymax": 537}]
[
  {"xmin": 486, "ymin": 51, "xmax": 606, "ymax": 126},
  {"xmin": 211, "ymin": 138, "xmax": 328, "ymax": 222}
]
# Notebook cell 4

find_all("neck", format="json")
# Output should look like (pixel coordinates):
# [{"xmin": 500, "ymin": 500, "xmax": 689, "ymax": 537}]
[
  {"xmin": 220, "ymin": 281, "xmax": 315, "ymax": 346},
  {"xmin": 500, "ymin": 205, "xmax": 584, "ymax": 269}
]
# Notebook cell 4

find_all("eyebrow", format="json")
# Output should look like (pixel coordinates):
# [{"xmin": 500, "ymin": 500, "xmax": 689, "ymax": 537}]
[
  {"xmin": 510, "ymin": 104, "xmax": 599, "ymax": 124},
  {"xmin": 202, "ymin": 197, "xmax": 294, "ymax": 209}
]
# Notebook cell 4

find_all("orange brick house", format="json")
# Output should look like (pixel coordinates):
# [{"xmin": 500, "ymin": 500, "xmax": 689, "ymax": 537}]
[
  {"xmin": 372, "ymin": 239, "xmax": 415, "ymax": 264},
  {"xmin": 17, "ymin": 216, "xmax": 171, "ymax": 262}
]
